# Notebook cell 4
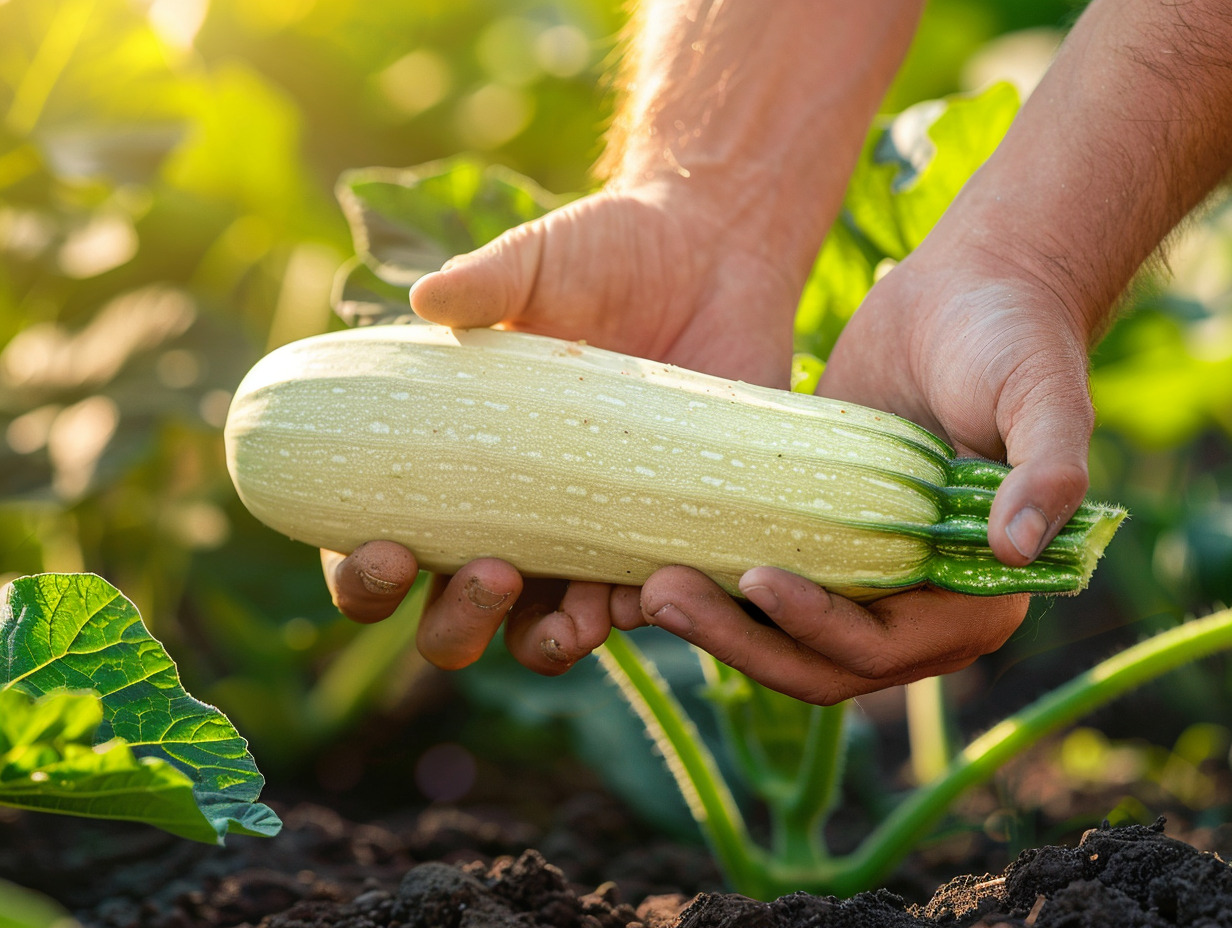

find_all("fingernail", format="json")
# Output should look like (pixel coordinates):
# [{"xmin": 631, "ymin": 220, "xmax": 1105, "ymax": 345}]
[
  {"xmin": 358, "ymin": 569, "xmax": 399, "ymax": 595},
  {"xmin": 740, "ymin": 583, "xmax": 781, "ymax": 617},
  {"xmin": 539, "ymin": 638, "xmax": 573, "ymax": 665},
  {"xmin": 1006, "ymin": 506, "xmax": 1050, "ymax": 560},
  {"xmin": 464, "ymin": 576, "xmax": 511, "ymax": 610},
  {"xmin": 649, "ymin": 603, "xmax": 695, "ymax": 638}
]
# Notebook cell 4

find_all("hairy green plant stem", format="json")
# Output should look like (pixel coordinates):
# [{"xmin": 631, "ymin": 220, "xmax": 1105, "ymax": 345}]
[
  {"xmin": 599, "ymin": 606, "xmax": 1232, "ymax": 900},
  {"xmin": 596, "ymin": 632, "xmax": 769, "ymax": 895}
]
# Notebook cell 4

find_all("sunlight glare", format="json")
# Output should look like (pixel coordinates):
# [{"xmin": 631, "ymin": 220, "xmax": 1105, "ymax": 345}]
[
  {"xmin": 376, "ymin": 49, "xmax": 452, "ymax": 118},
  {"xmin": 148, "ymin": 0, "xmax": 210, "ymax": 50},
  {"xmin": 476, "ymin": 17, "xmax": 541, "ymax": 87},
  {"xmin": 57, "ymin": 212, "xmax": 139, "ymax": 279},
  {"xmin": 455, "ymin": 84, "xmax": 533, "ymax": 150},
  {"xmin": 534, "ymin": 24, "xmax": 592, "ymax": 78},
  {"xmin": 48, "ymin": 396, "xmax": 121, "ymax": 501}
]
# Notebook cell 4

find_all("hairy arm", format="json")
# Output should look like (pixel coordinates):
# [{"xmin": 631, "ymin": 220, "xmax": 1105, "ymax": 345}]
[
  {"xmin": 825, "ymin": 0, "xmax": 1232, "ymax": 565},
  {"xmin": 954, "ymin": 0, "xmax": 1232, "ymax": 338},
  {"xmin": 646, "ymin": 0, "xmax": 1232, "ymax": 704},
  {"xmin": 599, "ymin": 0, "xmax": 925, "ymax": 287}
]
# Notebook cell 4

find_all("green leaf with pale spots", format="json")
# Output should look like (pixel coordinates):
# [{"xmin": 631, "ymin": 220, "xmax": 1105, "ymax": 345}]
[
  {"xmin": 334, "ymin": 156, "xmax": 563, "ymax": 326},
  {"xmin": 844, "ymin": 81, "xmax": 1020, "ymax": 261},
  {"xmin": 0, "ymin": 573, "xmax": 281, "ymax": 843}
]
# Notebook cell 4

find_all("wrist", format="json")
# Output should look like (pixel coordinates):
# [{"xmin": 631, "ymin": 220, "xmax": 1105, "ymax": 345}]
[
  {"xmin": 925, "ymin": 194, "xmax": 1109, "ymax": 349},
  {"xmin": 924, "ymin": 0, "xmax": 1232, "ymax": 348}
]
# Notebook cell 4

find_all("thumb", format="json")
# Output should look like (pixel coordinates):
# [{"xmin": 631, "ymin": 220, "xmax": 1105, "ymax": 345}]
[
  {"xmin": 986, "ymin": 369, "xmax": 1095, "ymax": 567},
  {"xmin": 410, "ymin": 220, "xmax": 544, "ymax": 329}
]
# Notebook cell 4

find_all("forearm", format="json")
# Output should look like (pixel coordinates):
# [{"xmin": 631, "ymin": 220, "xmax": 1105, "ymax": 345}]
[
  {"xmin": 940, "ymin": 0, "xmax": 1232, "ymax": 342},
  {"xmin": 599, "ymin": 0, "xmax": 923, "ymax": 293}
]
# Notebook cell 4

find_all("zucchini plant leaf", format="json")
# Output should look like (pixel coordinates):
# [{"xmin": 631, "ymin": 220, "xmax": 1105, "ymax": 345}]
[
  {"xmin": 844, "ymin": 81, "xmax": 1019, "ymax": 261},
  {"xmin": 0, "ymin": 875, "xmax": 80, "ymax": 928},
  {"xmin": 793, "ymin": 220, "xmax": 878, "ymax": 361},
  {"xmin": 0, "ymin": 688, "xmax": 216, "ymax": 843},
  {"xmin": 0, "ymin": 573, "xmax": 282, "ymax": 844},
  {"xmin": 331, "ymin": 256, "xmax": 420, "ymax": 328},
  {"xmin": 333, "ymin": 156, "xmax": 563, "ymax": 325},
  {"xmin": 794, "ymin": 82, "xmax": 1020, "ymax": 358}
]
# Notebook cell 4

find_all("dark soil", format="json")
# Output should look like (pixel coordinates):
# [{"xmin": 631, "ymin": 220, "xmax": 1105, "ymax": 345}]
[
  {"xmin": 4, "ymin": 648, "xmax": 1231, "ymax": 928},
  {"xmin": 3, "ymin": 782, "xmax": 1231, "ymax": 928}
]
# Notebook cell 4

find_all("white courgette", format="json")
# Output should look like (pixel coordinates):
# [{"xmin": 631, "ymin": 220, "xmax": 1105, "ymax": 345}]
[{"xmin": 224, "ymin": 325, "xmax": 1125, "ymax": 601}]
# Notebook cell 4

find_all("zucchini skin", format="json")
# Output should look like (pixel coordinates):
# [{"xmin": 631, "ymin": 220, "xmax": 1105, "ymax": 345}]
[{"xmin": 224, "ymin": 325, "xmax": 1124, "ymax": 600}]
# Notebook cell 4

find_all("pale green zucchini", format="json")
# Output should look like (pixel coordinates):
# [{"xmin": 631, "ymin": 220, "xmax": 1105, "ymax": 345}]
[{"xmin": 224, "ymin": 325, "xmax": 1125, "ymax": 601}]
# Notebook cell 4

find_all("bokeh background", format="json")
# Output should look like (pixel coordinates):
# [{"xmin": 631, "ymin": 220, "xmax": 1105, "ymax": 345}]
[{"xmin": 2, "ymin": 0, "xmax": 1230, "ymax": 845}]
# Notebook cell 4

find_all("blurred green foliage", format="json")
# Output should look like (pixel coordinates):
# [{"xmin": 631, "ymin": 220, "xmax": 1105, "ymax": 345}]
[
  {"xmin": 1, "ymin": 0, "xmax": 1229, "ymax": 829},
  {"xmin": 0, "ymin": 0, "xmax": 626, "ymax": 775}
]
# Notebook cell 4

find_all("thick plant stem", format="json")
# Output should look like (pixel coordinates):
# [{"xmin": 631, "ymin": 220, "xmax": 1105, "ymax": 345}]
[
  {"xmin": 906, "ymin": 675, "xmax": 952, "ymax": 784},
  {"xmin": 601, "ymin": 609, "xmax": 1232, "ymax": 901},
  {"xmin": 596, "ymin": 632, "xmax": 768, "ymax": 896},
  {"xmin": 787, "ymin": 704, "xmax": 848, "ymax": 818},
  {"xmin": 697, "ymin": 657, "xmax": 847, "ymax": 867},
  {"xmin": 769, "ymin": 606, "xmax": 1232, "ymax": 898},
  {"xmin": 778, "ymin": 702, "xmax": 847, "ymax": 852}
]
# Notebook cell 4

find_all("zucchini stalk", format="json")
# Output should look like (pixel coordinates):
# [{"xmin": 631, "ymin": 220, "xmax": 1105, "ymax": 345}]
[{"xmin": 224, "ymin": 325, "xmax": 1125, "ymax": 600}]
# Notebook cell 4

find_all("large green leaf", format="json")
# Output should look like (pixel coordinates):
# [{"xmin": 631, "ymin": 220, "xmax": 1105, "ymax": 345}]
[
  {"xmin": 793, "ymin": 82, "xmax": 1020, "ymax": 358},
  {"xmin": 333, "ymin": 156, "xmax": 562, "ymax": 326},
  {"xmin": 793, "ymin": 219, "xmax": 878, "ymax": 361},
  {"xmin": 0, "ymin": 573, "xmax": 281, "ymax": 843},
  {"xmin": 844, "ymin": 81, "xmax": 1019, "ymax": 261},
  {"xmin": 0, "ymin": 688, "xmax": 217, "ymax": 842}
]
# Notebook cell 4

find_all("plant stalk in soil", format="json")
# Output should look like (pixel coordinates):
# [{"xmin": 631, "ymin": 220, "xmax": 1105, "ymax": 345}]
[{"xmin": 597, "ymin": 605, "xmax": 1232, "ymax": 900}]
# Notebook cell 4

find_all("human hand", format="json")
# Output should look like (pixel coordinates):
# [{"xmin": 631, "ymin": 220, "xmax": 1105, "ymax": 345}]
[
  {"xmin": 323, "ymin": 180, "xmax": 809, "ymax": 669},
  {"xmin": 631, "ymin": 239, "xmax": 1097, "ymax": 704}
]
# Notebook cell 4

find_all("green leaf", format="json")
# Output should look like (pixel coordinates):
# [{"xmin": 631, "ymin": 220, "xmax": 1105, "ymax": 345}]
[
  {"xmin": 844, "ymin": 82, "xmax": 1020, "ymax": 260},
  {"xmin": 0, "ymin": 876, "xmax": 79, "ymax": 928},
  {"xmin": 0, "ymin": 573, "xmax": 282, "ymax": 844},
  {"xmin": 789, "ymin": 353, "xmax": 825, "ymax": 395},
  {"xmin": 793, "ymin": 220, "xmax": 878, "ymax": 360},
  {"xmin": 334, "ymin": 156, "xmax": 562, "ymax": 324},
  {"xmin": 0, "ymin": 688, "xmax": 217, "ymax": 843},
  {"xmin": 330, "ymin": 256, "xmax": 419, "ymax": 329},
  {"xmin": 794, "ymin": 83, "xmax": 1020, "ymax": 357}
]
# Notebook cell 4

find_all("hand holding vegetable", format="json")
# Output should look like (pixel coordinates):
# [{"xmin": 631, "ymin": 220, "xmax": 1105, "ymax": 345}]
[
  {"xmin": 322, "ymin": 181, "xmax": 809, "ymax": 666},
  {"xmin": 315, "ymin": 0, "xmax": 1232, "ymax": 705},
  {"xmin": 307, "ymin": 217, "xmax": 1081, "ymax": 705},
  {"xmin": 325, "ymin": 0, "xmax": 926, "ymax": 691},
  {"xmin": 659, "ymin": 0, "xmax": 1232, "ymax": 701}
]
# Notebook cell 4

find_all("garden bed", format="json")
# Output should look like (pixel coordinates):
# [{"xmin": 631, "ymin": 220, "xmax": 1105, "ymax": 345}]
[{"xmin": 3, "ymin": 716, "xmax": 1230, "ymax": 928}]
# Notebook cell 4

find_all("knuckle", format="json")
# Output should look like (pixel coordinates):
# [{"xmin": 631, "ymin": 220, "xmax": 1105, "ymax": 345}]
[
  {"xmin": 799, "ymin": 681, "xmax": 851, "ymax": 707},
  {"xmin": 840, "ymin": 649, "xmax": 902, "ymax": 680}
]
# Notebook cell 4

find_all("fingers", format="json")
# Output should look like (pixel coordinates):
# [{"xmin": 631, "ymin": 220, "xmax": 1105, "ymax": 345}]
[
  {"xmin": 641, "ymin": 566, "xmax": 1028, "ymax": 705},
  {"xmin": 988, "ymin": 349, "xmax": 1095, "ymax": 567},
  {"xmin": 415, "ymin": 566, "xmax": 641, "ymax": 673},
  {"xmin": 409, "ymin": 221, "xmax": 544, "ymax": 329},
  {"xmin": 416, "ymin": 559, "xmax": 522, "ymax": 670},
  {"xmin": 504, "ymin": 581, "xmax": 617, "ymax": 674},
  {"xmin": 322, "ymin": 541, "xmax": 418, "ymax": 623}
]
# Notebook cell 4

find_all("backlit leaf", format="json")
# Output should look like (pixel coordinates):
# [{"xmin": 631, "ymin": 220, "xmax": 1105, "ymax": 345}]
[
  {"xmin": 0, "ymin": 573, "xmax": 281, "ymax": 843},
  {"xmin": 335, "ymin": 156, "xmax": 562, "ymax": 324},
  {"xmin": 844, "ymin": 81, "xmax": 1019, "ymax": 260},
  {"xmin": 0, "ymin": 688, "xmax": 218, "ymax": 843}
]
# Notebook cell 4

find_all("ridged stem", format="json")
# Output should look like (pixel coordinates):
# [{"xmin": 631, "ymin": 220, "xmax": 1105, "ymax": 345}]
[
  {"xmin": 596, "ymin": 632, "xmax": 769, "ymax": 896},
  {"xmin": 770, "ymin": 606, "xmax": 1232, "ymax": 897},
  {"xmin": 600, "ymin": 608, "xmax": 1232, "ymax": 901}
]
